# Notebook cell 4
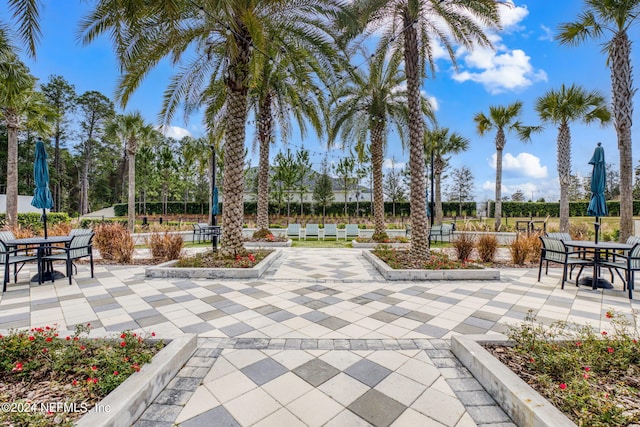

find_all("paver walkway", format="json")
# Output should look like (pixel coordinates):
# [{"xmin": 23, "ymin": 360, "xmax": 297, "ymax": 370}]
[{"xmin": 1, "ymin": 248, "xmax": 638, "ymax": 426}]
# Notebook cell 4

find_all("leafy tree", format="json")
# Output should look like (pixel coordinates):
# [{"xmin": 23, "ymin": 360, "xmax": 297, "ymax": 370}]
[
  {"xmin": 0, "ymin": 56, "xmax": 54, "ymax": 226},
  {"xmin": 41, "ymin": 75, "xmax": 76, "ymax": 212},
  {"xmin": 558, "ymin": 0, "xmax": 640, "ymax": 241},
  {"xmin": 335, "ymin": 156, "xmax": 356, "ymax": 215},
  {"xmin": 383, "ymin": 158, "xmax": 405, "ymax": 217},
  {"xmin": 357, "ymin": 0, "xmax": 500, "ymax": 261},
  {"xmin": 447, "ymin": 166, "xmax": 474, "ymax": 216},
  {"xmin": 424, "ymin": 127, "xmax": 469, "ymax": 224},
  {"xmin": 474, "ymin": 101, "xmax": 540, "ymax": 231},
  {"xmin": 272, "ymin": 149, "xmax": 298, "ymax": 221},
  {"xmin": 569, "ymin": 174, "xmax": 586, "ymax": 201},
  {"xmin": 511, "ymin": 189, "xmax": 525, "ymax": 202},
  {"xmin": 313, "ymin": 157, "xmax": 334, "ymax": 223},
  {"xmin": 605, "ymin": 164, "xmax": 620, "ymax": 200},
  {"xmin": 296, "ymin": 148, "xmax": 312, "ymax": 216},
  {"xmin": 76, "ymin": 91, "xmax": 115, "ymax": 214},
  {"xmin": 535, "ymin": 84, "xmax": 610, "ymax": 232}
]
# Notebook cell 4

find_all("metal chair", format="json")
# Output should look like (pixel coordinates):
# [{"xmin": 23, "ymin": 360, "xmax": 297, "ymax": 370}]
[
  {"xmin": 304, "ymin": 224, "xmax": 319, "ymax": 240},
  {"xmin": 0, "ymin": 240, "xmax": 37, "ymax": 292},
  {"xmin": 286, "ymin": 224, "xmax": 301, "ymax": 240},
  {"xmin": 344, "ymin": 224, "xmax": 360, "ymax": 241},
  {"xmin": 600, "ymin": 243, "xmax": 640, "ymax": 299},
  {"xmin": 39, "ymin": 233, "xmax": 95, "ymax": 285},
  {"xmin": 538, "ymin": 236, "xmax": 593, "ymax": 288},
  {"xmin": 323, "ymin": 224, "xmax": 337, "ymax": 240}
]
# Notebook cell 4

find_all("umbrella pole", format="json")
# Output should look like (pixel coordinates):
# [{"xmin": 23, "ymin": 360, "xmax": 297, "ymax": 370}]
[
  {"xmin": 42, "ymin": 208, "xmax": 48, "ymax": 239},
  {"xmin": 594, "ymin": 216, "xmax": 599, "ymax": 244}
]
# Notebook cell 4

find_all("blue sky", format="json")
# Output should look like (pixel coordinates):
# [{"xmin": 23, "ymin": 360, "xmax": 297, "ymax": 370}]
[{"xmin": 11, "ymin": 1, "xmax": 640, "ymax": 202}]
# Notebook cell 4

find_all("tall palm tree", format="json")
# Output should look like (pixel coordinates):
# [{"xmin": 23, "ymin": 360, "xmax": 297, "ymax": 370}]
[
  {"xmin": 0, "ymin": 56, "xmax": 54, "ymax": 227},
  {"xmin": 558, "ymin": 0, "xmax": 640, "ymax": 242},
  {"xmin": 107, "ymin": 112, "xmax": 155, "ymax": 233},
  {"xmin": 535, "ymin": 84, "xmax": 611, "ymax": 232},
  {"xmin": 474, "ymin": 101, "xmax": 540, "ymax": 231},
  {"xmin": 356, "ymin": 0, "xmax": 500, "ymax": 261},
  {"xmin": 80, "ymin": 0, "xmax": 344, "ymax": 257},
  {"xmin": 0, "ymin": 0, "xmax": 42, "ymax": 59},
  {"xmin": 424, "ymin": 127, "xmax": 469, "ymax": 225},
  {"xmin": 330, "ymin": 48, "xmax": 411, "ymax": 239}
]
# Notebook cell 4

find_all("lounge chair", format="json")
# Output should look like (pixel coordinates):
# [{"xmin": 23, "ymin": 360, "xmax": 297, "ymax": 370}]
[
  {"xmin": 305, "ymin": 224, "xmax": 320, "ymax": 240},
  {"xmin": 344, "ymin": 224, "xmax": 360, "ymax": 241},
  {"xmin": 323, "ymin": 224, "xmax": 337, "ymax": 240},
  {"xmin": 286, "ymin": 224, "xmax": 301, "ymax": 240}
]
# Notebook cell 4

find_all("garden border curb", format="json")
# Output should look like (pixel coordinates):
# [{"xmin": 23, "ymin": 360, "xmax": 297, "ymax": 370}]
[
  {"xmin": 76, "ymin": 334, "xmax": 197, "ymax": 427},
  {"xmin": 362, "ymin": 250, "xmax": 500, "ymax": 280},
  {"xmin": 144, "ymin": 249, "xmax": 281, "ymax": 279},
  {"xmin": 451, "ymin": 334, "xmax": 576, "ymax": 427}
]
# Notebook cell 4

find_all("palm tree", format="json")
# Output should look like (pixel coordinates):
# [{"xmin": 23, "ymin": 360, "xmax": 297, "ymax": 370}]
[
  {"xmin": 330, "ymin": 48, "xmax": 411, "ymax": 239},
  {"xmin": 80, "ymin": 0, "xmax": 344, "ymax": 257},
  {"xmin": 474, "ymin": 102, "xmax": 540, "ymax": 231},
  {"xmin": 424, "ymin": 127, "xmax": 469, "ymax": 225},
  {"xmin": 558, "ymin": 0, "xmax": 640, "ymax": 242},
  {"xmin": 107, "ymin": 112, "xmax": 155, "ymax": 233},
  {"xmin": 0, "ymin": 56, "xmax": 54, "ymax": 227},
  {"xmin": 535, "ymin": 84, "xmax": 611, "ymax": 232},
  {"xmin": 0, "ymin": 0, "xmax": 42, "ymax": 59},
  {"xmin": 356, "ymin": 0, "xmax": 500, "ymax": 261}
]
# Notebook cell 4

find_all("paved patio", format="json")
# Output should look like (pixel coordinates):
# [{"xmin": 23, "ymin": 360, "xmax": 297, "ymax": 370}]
[{"xmin": 1, "ymin": 248, "xmax": 638, "ymax": 426}]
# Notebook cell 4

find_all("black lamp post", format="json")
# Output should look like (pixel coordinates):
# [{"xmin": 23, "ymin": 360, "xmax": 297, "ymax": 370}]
[
  {"xmin": 210, "ymin": 145, "xmax": 218, "ymax": 251},
  {"xmin": 430, "ymin": 151, "xmax": 435, "ymax": 227}
]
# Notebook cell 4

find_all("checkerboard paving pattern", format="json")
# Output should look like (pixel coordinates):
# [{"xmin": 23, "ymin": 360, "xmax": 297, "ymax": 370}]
[
  {"xmin": 3, "ymin": 248, "xmax": 640, "ymax": 426},
  {"xmin": 135, "ymin": 338, "xmax": 513, "ymax": 427}
]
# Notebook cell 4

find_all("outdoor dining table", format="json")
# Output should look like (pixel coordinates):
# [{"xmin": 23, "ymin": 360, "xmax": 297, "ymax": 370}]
[
  {"xmin": 4, "ymin": 236, "xmax": 73, "ymax": 283},
  {"xmin": 563, "ymin": 240, "xmax": 633, "ymax": 290}
]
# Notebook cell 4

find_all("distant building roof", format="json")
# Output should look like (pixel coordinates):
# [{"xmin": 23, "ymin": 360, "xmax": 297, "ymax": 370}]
[{"xmin": 0, "ymin": 195, "xmax": 46, "ymax": 214}]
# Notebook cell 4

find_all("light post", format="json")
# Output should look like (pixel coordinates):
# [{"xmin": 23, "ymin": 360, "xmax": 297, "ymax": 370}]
[
  {"xmin": 430, "ymin": 150, "xmax": 435, "ymax": 227},
  {"xmin": 210, "ymin": 145, "xmax": 219, "ymax": 251}
]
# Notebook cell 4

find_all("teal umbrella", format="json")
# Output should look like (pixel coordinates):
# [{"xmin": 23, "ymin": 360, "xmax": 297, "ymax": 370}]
[
  {"xmin": 211, "ymin": 186, "xmax": 219, "ymax": 216},
  {"xmin": 587, "ymin": 143, "xmax": 607, "ymax": 243},
  {"xmin": 31, "ymin": 138, "xmax": 54, "ymax": 238}
]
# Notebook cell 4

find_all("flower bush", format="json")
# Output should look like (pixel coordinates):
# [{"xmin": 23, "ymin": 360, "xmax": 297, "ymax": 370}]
[
  {"xmin": 372, "ymin": 246, "xmax": 478, "ymax": 270},
  {"xmin": 0, "ymin": 324, "xmax": 163, "ymax": 426},
  {"xmin": 176, "ymin": 249, "xmax": 272, "ymax": 268},
  {"xmin": 491, "ymin": 311, "xmax": 640, "ymax": 426}
]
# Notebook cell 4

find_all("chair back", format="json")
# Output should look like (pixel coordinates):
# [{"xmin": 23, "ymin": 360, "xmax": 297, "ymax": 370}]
[
  {"xmin": 286, "ymin": 224, "xmax": 300, "ymax": 237},
  {"xmin": 345, "ymin": 224, "xmax": 360, "ymax": 239},
  {"xmin": 70, "ymin": 228, "xmax": 93, "ymax": 236},
  {"xmin": 69, "ymin": 233, "xmax": 94, "ymax": 259},
  {"xmin": 305, "ymin": 224, "xmax": 319, "ymax": 237},
  {"xmin": 0, "ymin": 239, "xmax": 9, "ymax": 263},
  {"xmin": 0, "ymin": 230, "xmax": 16, "ymax": 243},
  {"xmin": 546, "ymin": 232, "xmax": 571, "ymax": 241},
  {"xmin": 324, "ymin": 224, "xmax": 337, "ymax": 238},
  {"xmin": 626, "ymin": 236, "xmax": 640, "ymax": 246},
  {"xmin": 540, "ymin": 236, "xmax": 567, "ymax": 263},
  {"xmin": 628, "ymin": 243, "xmax": 640, "ymax": 269}
]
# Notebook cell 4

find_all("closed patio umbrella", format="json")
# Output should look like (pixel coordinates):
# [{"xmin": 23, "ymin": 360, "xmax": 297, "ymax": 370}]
[
  {"xmin": 211, "ymin": 186, "xmax": 219, "ymax": 216},
  {"xmin": 31, "ymin": 137, "xmax": 54, "ymax": 239},
  {"xmin": 587, "ymin": 143, "xmax": 607, "ymax": 244}
]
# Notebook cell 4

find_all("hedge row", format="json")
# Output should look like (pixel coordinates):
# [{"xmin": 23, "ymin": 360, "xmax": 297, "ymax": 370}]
[
  {"xmin": 488, "ymin": 201, "xmax": 640, "ymax": 217},
  {"xmin": 0, "ymin": 212, "xmax": 70, "ymax": 230},
  {"xmin": 113, "ymin": 201, "xmax": 478, "ymax": 217}
]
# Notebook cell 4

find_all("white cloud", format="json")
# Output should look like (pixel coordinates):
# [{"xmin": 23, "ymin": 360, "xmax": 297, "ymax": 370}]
[
  {"xmin": 488, "ymin": 152, "xmax": 548, "ymax": 178},
  {"xmin": 498, "ymin": 2, "xmax": 529, "ymax": 31},
  {"xmin": 539, "ymin": 25, "xmax": 554, "ymax": 42},
  {"xmin": 453, "ymin": 48, "xmax": 547, "ymax": 94},
  {"xmin": 157, "ymin": 125, "xmax": 192, "ymax": 139}
]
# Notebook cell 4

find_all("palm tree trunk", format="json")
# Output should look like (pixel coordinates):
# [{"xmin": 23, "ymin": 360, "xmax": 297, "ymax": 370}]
[
  {"xmin": 81, "ymin": 153, "xmax": 91, "ymax": 215},
  {"xmin": 127, "ymin": 149, "xmax": 136, "ymax": 233},
  {"xmin": 611, "ymin": 32, "xmax": 634, "ymax": 242},
  {"xmin": 403, "ymin": 10, "xmax": 429, "ymax": 261},
  {"xmin": 371, "ymin": 124, "xmax": 385, "ymax": 236},
  {"xmin": 494, "ymin": 129, "xmax": 506, "ymax": 231},
  {"xmin": 256, "ymin": 95, "xmax": 272, "ymax": 231},
  {"xmin": 557, "ymin": 123, "xmax": 571, "ymax": 232},
  {"xmin": 5, "ymin": 119, "xmax": 19, "ymax": 228}
]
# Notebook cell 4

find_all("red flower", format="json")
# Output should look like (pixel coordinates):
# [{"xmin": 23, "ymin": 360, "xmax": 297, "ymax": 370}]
[
  {"xmin": 132, "ymin": 364, "xmax": 141, "ymax": 372},
  {"xmin": 583, "ymin": 373, "xmax": 589, "ymax": 379},
  {"xmin": 12, "ymin": 362, "xmax": 23, "ymax": 372},
  {"xmin": 87, "ymin": 378, "xmax": 93, "ymax": 383},
  {"xmin": 72, "ymin": 380, "xmax": 78, "ymax": 386},
  {"xmin": 80, "ymin": 345, "xmax": 86, "ymax": 350},
  {"xmin": 602, "ymin": 331, "xmax": 608, "ymax": 335},
  {"xmin": 42, "ymin": 348, "xmax": 48, "ymax": 353},
  {"xmin": 559, "ymin": 383, "xmax": 567, "ymax": 390},
  {"xmin": 576, "ymin": 341, "xmax": 582, "ymax": 347},
  {"xmin": 120, "ymin": 333, "xmax": 126, "ymax": 339},
  {"xmin": 91, "ymin": 366, "xmax": 97, "ymax": 371},
  {"xmin": 607, "ymin": 347, "xmax": 614, "ymax": 353},
  {"xmin": 606, "ymin": 311, "xmax": 613, "ymax": 319},
  {"xmin": 28, "ymin": 336, "xmax": 35, "ymax": 341},
  {"xmin": 113, "ymin": 371, "xmax": 119, "ymax": 376},
  {"xmin": 73, "ymin": 337, "xmax": 79, "ymax": 341},
  {"xmin": 93, "ymin": 378, "xmax": 98, "ymax": 384},
  {"xmin": 65, "ymin": 336, "xmax": 70, "ymax": 341},
  {"xmin": 45, "ymin": 337, "xmax": 53, "ymax": 342},
  {"xmin": 45, "ymin": 326, "xmax": 51, "ymax": 330},
  {"xmin": 120, "ymin": 341, "xmax": 126, "ymax": 347},
  {"xmin": 584, "ymin": 366, "xmax": 590, "ymax": 372},
  {"xmin": 151, "ymin": 332, "xmax": 156, "ymax": 337},
  {"xmin": 123, "ymin": 357, "xmax": 129, "ymax": 362},
  {"xmin": 528, "ymin": 357, "xmax": 535, "ymax": 363}
]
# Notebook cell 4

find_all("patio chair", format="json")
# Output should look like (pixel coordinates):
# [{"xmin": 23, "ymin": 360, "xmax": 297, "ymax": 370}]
[
  {"xmin": 70, "ymin": 228, "xmax": 93, "ymax": 236},
  {"xmin": 538, "ymin": 236, "xmax": 593, "ymax": 288},
  {"xmin": 0, "ymin": 239, "xmax": 38, "ymax": 292},
  {"xmin": 344, "ymin": 224, "xmax": 360, "ymax": 241},
  {"xmin": 323, "ymin": 224, "xmax": 337, "ymax": 240},
  {"xmin": 39, "ymin": 232, "xmax": 95, "ymax": 285},
  {"xmin": 305, "ymin": 224, "xmax": 320, "ymax": 240},
  {"xmin": 546, "ymin": 232, "xmax": 571, "ymax": 241},
  {"xmin": 192, "ymin": 223, "xmax": 212, "ymax": 244},
  {"xmin": 0, "ymin": 230, "xmax": 16, "ymax": 243},
  {"xmin": 600, "ymin": 243, "xmax": 640, "ymax": 299},
  {"xmin": 286, "ymin": 224, "xmax": 301, "ymax": 240}
]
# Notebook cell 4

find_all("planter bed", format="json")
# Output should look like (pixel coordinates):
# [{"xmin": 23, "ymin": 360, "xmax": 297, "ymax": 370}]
[
  {"xmin": 451, "ymin": 335, "xmax": 576, "ymax": 427},
  {"xmin": 244, "ymin": 239, "xmax": 292, "ymax": 248},
  {"xmin": 145, "ymin": 250, "xmax": 281, "ymax": 279},
  {"xmin": 363, "ymin": 250, "xmax": 500, "ymax": 281}
]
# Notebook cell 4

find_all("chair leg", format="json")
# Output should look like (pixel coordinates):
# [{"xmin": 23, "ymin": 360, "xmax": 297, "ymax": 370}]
[
  {"xmin": 90, "ymin": 254, "xmax": 94, "ymax": 278},
  {"xmin": 629, "ymin": 271, "xmax": 634, "ymax": 299},
  {"xmin": 575, "ymin": 265, "xmax": 586, "ymax": 287},
  {"xmin": 561, "ymin": 264, "xmax": 568, "ymax": 289},
  {"xmin": 537, "ymin": 256, "xmax": 543, "ymax": 281},
  {"xmin": 3, "ymin": 262, "xmax": 9, "ymax": 293},
  {"xmin": 67, "ymin": 257, "xmax": 72, "ymax": 285}
]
